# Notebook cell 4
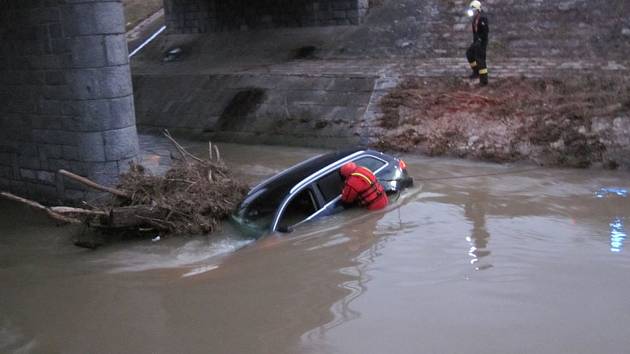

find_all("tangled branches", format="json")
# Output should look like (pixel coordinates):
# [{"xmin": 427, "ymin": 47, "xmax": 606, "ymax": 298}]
[{"xmin": 1, "ymin": 131, "xmax": 249, "ymax": 237}]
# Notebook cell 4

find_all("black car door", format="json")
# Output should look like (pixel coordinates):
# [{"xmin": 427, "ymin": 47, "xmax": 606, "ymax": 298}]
[{"xmin": 275, "ymin": 187, "xmax": 319, "ymax": 231}]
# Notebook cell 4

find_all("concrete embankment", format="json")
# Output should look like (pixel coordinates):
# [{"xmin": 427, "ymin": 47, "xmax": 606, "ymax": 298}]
[{"xmin": 133, "ymin": 73, "xmax": 375, "ymax": 147}]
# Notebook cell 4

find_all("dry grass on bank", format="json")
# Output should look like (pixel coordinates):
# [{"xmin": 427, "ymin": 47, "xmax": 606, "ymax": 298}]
[{"xmin": 375, "ymin": 75, "xmax": 630, "ymax": 167}]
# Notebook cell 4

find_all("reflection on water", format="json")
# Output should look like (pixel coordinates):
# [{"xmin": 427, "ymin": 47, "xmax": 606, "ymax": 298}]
[
  {"xmin": 596, "ymin": 187, "xmax": 628, "ymax": 198},
  {"xmin": 595, "ymin": 186, "xmax": 628, "ymax": 253},
  {"xmin": 464, "ymin": 189, "xmax": 492, "ymax": 270},
  {"xmin": 304, "ymin": 211, "xmax": 387, "ymax": 338},
  {"xmin": 610, "ymin": 218, "xmax": 626, "ymax": 253}
]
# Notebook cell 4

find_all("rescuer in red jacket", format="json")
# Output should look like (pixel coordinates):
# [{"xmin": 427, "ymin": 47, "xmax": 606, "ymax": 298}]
[{"xmin": 340, "ymin": 162, "xmax": 388, "ymax": 211}]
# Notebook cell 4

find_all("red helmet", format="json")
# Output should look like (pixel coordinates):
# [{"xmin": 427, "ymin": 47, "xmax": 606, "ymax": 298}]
[{"xmin": 340, "ymin": 162, "xmax": 357, "ymax": 178}]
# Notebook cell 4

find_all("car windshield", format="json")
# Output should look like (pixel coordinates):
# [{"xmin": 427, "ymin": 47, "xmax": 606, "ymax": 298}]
[
  {"xmin": 277, "ymin": 188, "xmax": 318, "ymax": 230},
  {"xmin": 233, "ymin": 180, "xmax": 294, "ymax": 233}
]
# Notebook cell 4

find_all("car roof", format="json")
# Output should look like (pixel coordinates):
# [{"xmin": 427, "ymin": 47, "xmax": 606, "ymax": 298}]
[{"xmin": 247, "ymin": 147, "xmax": 365, "ymax": 197}]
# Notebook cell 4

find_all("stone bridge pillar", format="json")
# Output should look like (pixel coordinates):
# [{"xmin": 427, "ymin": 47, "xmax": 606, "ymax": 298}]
[{"xmin": 0, "ymin": 0, "xmax": 139, "ymax": 202}]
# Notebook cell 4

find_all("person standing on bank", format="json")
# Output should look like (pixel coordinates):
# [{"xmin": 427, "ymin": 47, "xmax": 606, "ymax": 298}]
[{"xmin": 466, "ymin": 0, "xmax": 489, "ymax": 86}]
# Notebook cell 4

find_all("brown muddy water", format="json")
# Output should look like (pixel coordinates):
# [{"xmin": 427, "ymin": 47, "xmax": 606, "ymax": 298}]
[{"xmin": 1, "ymin": 143, "xmax": 630, "ymax": 354}]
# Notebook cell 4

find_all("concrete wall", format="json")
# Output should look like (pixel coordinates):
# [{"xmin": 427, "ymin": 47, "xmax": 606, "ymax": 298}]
[
  {"xmin": 164, "ymin": 0, "xmax": 369, "ymax": 33},
  {"xmin": 133, "ymin": 74, "xmax": 375, "ymax": 147},
  {"xmin": 0, "ymin": 0, "xmax": 139, "ymax": 202}
]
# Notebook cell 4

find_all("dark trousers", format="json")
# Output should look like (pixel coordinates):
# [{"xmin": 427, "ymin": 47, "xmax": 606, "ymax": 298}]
[{"xmin": 466, "ymin": 42, "xmax": 488, "ymax": 85}]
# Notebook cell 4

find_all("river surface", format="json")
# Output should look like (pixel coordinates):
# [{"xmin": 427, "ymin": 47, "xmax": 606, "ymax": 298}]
[{"xmin": 1, "ymin": 143, "xmax": 630, "ymax": 354}]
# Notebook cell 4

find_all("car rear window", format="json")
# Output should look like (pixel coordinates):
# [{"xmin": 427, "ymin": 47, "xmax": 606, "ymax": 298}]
[
  {"xmin": 353, "ymin": 156, "xmax": 386, "ymax": 173},
  {"xmin": 316, "ymin": 156, "xmax": 386, "ymax": 203}
]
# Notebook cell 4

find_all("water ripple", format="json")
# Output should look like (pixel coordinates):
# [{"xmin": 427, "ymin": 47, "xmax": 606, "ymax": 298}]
[
  {"xmin": 596, "ymin": 187, "xmax": 628, "ymax": 198},
  {"xmin": 610, "ymin": 218, "xmax": 627, "ymax": 253}
]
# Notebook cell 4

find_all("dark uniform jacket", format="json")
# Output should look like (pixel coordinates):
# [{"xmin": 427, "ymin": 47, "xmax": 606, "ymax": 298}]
[{"xmin": 472, "ymin": 13, "xmax": 489, "ymax": 46}]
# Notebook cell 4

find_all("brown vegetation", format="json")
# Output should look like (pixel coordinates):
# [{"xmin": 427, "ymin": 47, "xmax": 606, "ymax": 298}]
[{"xmin": 374, "ymin": 75, "xmax": 630, "ymax": 167}]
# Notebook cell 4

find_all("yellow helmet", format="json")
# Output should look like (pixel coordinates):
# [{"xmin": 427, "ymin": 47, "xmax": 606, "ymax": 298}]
[{"xmin": 470, "ymin": 1, "xmax": 481, "ymax": 10}]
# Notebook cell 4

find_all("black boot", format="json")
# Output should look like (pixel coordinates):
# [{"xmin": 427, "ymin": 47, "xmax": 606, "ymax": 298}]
[
  {"xmin": 469, "ymin": 70, "xmax": 479, "ymax": 79},
  {"xmin": 479, "ymin": 74, "xmax": 488, "ymax": 86}
]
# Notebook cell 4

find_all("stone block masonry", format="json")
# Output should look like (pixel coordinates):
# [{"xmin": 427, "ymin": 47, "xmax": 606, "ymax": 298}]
[
  {"xmin": 0, "ymin": 0, "xmax": 140, "ymax": 203},
  {"xmin": 164, "ymin": 0, "xmax": 369, "ymax": 34}
]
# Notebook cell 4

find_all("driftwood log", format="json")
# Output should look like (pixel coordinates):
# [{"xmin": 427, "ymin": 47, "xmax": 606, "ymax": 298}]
[
  {"xmin": 0, "ymin": 191, "xmax": 83, "ymax": 224},
  {"xmin": 0, "ymin": 130, "xmax": 249, "ymax": 236}
]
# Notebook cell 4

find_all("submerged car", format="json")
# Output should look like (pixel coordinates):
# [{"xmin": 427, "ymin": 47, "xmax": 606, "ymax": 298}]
[{"xmin": 231, "ymin": 148, "xmax": 413, "ymax": 238}]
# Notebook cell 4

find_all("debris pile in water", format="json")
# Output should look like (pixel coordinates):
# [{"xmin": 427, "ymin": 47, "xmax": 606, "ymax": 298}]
[
  {"xmin": 1, "ymin": 131, "xmax": 249, "ymax": 240},
  {"xmin": 114, "ymin": 154, "xmax": 249, "ymax": 235}
]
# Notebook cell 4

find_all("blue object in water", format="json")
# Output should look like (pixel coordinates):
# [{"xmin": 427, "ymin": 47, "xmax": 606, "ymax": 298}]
[
  {"xmin": 610, "ymin": 218, "xmax": 627, "ymax": 253},
  {"xmin": 596, "ymin": 188, "xmax": 628, "ymax": 198}
]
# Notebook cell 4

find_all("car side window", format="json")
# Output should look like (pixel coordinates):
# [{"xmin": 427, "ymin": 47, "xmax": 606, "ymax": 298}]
[
  {"xmin": 316, "ymin": 157, "xmax": 386, "ymax": 204},
  {"xmin": 353, "ymin": 156, "xmax": 386, "ymax": 173},
  {"xmin": 317, "ymin": 170, "xmax": 344, "ymax": 203},
  {"xmin": 277, "ymin": 188, "xmax": 318, "ymax": 229}
]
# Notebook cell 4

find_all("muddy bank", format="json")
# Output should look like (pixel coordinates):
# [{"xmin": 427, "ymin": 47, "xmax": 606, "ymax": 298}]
[{"xmin": 373, "ymin": 76, "xmax": 630, "ymax": 168}]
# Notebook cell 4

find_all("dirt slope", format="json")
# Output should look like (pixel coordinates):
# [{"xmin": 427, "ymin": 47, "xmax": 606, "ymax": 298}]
[{"xmin": 374, "ymin": 75, "xmax": 630, "ymax": 168}]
